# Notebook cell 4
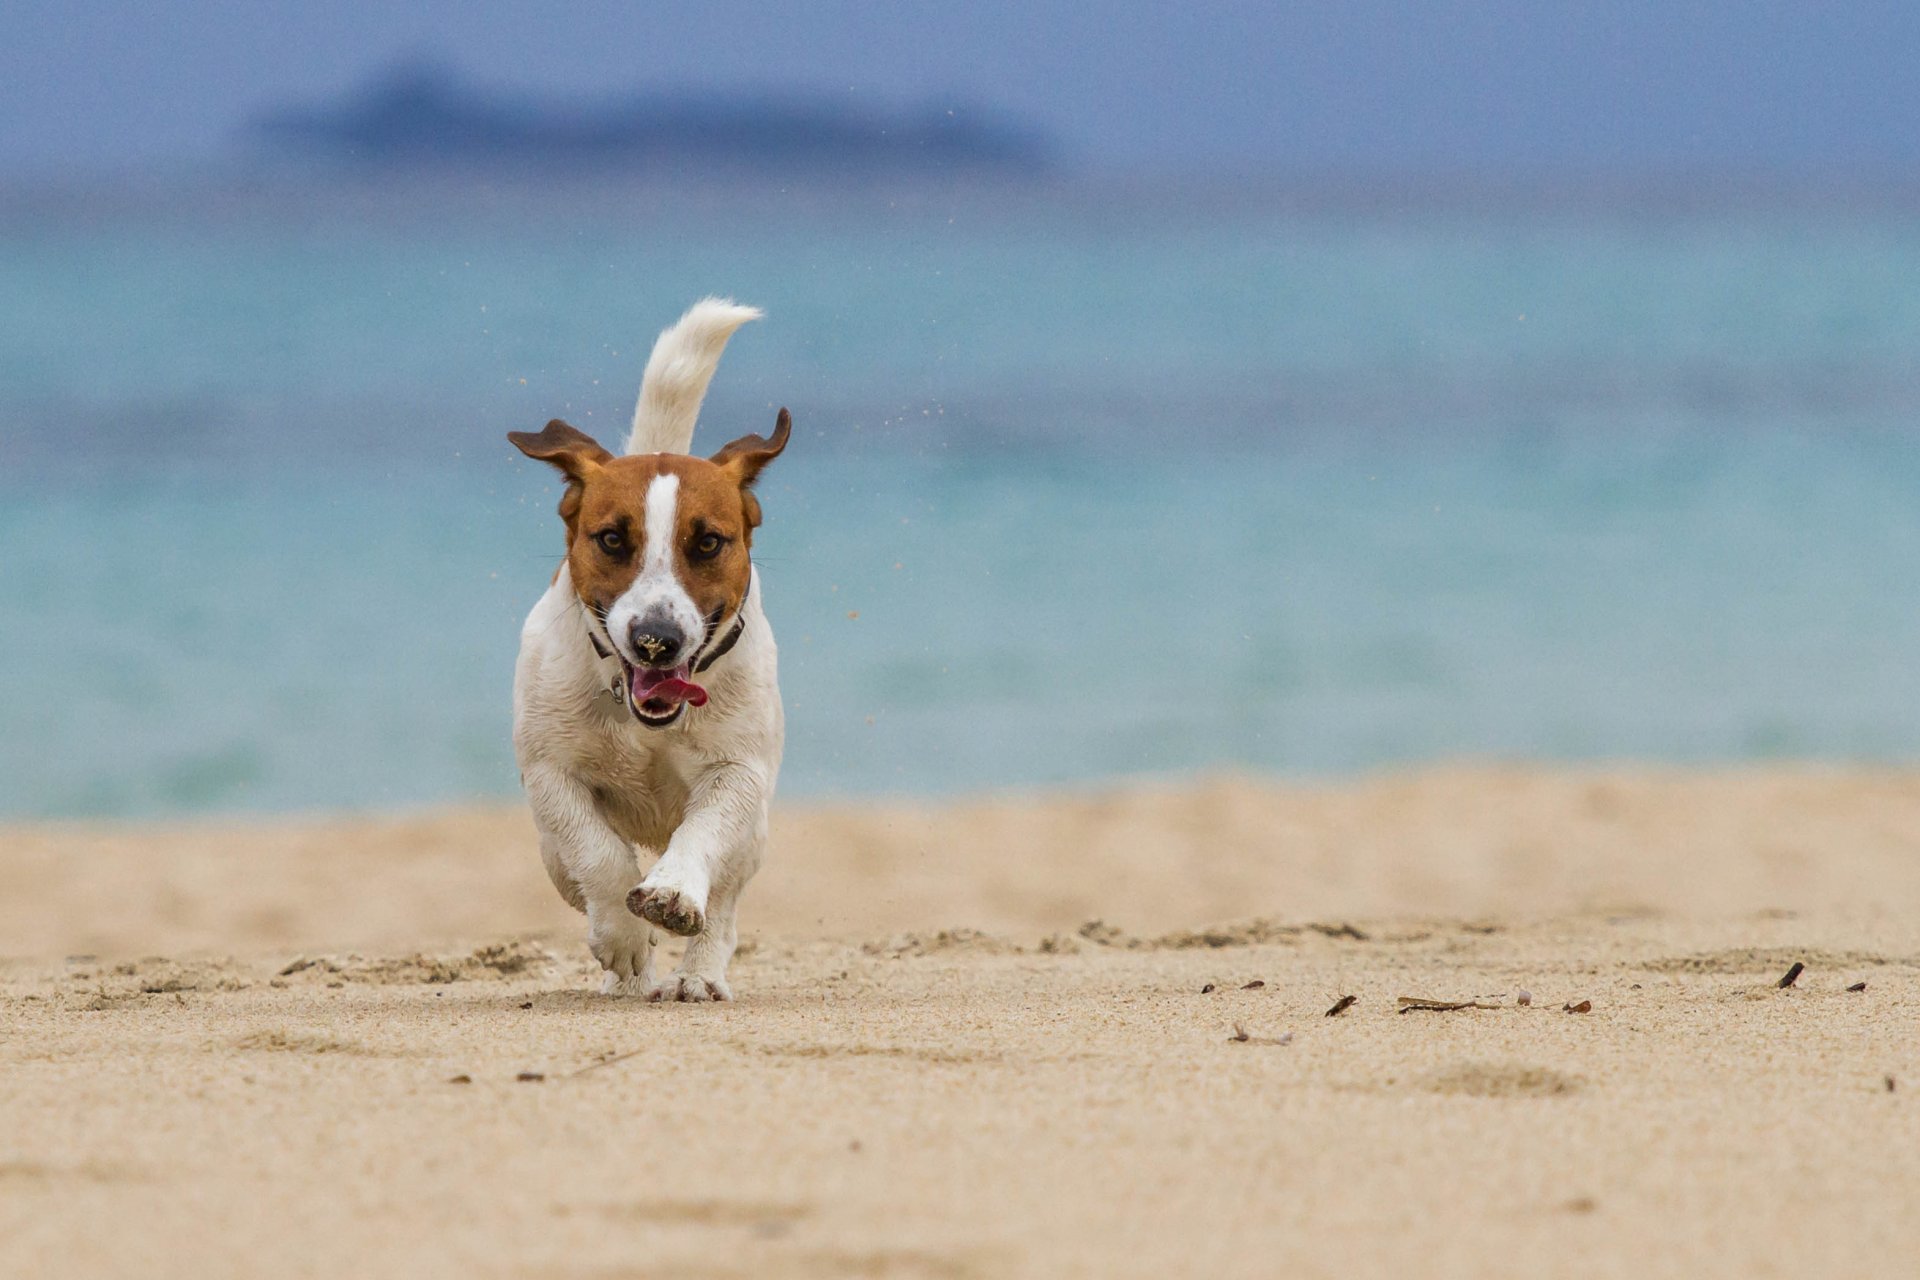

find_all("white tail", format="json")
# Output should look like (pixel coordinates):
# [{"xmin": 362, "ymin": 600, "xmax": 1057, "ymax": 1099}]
[{"xmin": 625, "ymin": 297, "xmax": 763, "ymax": 456}]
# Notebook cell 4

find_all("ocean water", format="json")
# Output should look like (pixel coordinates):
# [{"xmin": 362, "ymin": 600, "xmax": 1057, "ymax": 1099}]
[{"xmin": 3, "ymin": 178, "xmax": 1918, "ymax": 817}]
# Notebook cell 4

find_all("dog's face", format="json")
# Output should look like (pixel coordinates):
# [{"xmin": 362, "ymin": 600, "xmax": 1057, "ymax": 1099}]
[{"xmin": 510, "ymin": 410, "xmax": 790, "ymax": 726}]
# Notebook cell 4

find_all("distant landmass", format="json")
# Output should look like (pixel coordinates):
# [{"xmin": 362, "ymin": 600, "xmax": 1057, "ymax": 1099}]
[{"xmin": 252, "ymin": 64, "xmax": 1052, "ymax": 175}]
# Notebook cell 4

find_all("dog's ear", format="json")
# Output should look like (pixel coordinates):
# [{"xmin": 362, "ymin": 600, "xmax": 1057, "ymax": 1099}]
[
  {"xmin": 710, "ymin": 409, "xmax": 791, "ymax": 530},
  {"xmin": 508, "ymin": 419, "xmax": 613, "ymax": 481},
  {"xmin": 510, "ymin": 420, "xmax": 614, "ymax": 531},
  {"xmin": 710, "ymin": 407, "xmax": 791, "ymax": 489}
]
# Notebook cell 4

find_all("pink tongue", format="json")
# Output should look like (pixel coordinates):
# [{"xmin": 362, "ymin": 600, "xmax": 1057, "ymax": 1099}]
[{"xmin": 628, "ymin": 665, "xmax": 708, "ymax": 708}]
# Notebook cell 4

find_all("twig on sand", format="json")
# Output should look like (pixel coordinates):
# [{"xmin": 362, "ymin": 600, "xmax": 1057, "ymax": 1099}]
[
  {"xmin": 1777, "ymin": 962, "xmax": 1805, "ymax": 989},
  {"xmin": 1848, "ymin": 981, "xmax": 1868, "ymax": 993},
  {"xmin": 567, "ymin": 1048, "xmax": 647, "ymax": 1078},
  {"xmin": 1241, "ymin": 980, "xmax": 1266, "ymax": 990},
  {"xmin": 1397, "ymin": 996, "xmax": 1501, "ymax": 1014},
  {"xmin": 1324, "ymin": 995, "xmax": 1358, "ymax": 1018},
  {"xmin": 1563, "ymin": 1000, "xmax": 1593, "ymax": 1014}
]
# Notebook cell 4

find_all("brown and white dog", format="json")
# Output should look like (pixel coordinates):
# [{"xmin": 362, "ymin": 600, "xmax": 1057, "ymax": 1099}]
[{"xmin": 509, "ymin": 299, "xmax": 785, "ymax": 1000}]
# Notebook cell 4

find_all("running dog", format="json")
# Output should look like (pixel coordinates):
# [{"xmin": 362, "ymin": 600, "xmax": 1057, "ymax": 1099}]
[{"xmin": 508, "ymin": 298, "xmax": 786, "ymax": 1000}]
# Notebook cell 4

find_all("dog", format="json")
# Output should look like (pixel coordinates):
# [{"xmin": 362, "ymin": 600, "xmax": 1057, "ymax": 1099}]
[{"xmin": 508, "ymin": 298, "xmax": 786, "ymax": 1001}]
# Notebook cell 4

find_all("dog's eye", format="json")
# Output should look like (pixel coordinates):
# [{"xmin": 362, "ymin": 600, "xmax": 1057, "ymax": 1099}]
[
  {"xmin": 689, "ymin": 532, "xmax": 726, "ymax": 561},
  {"xmin": 592, "ymin": 529, "xmax": 626, "ymax": 556}
]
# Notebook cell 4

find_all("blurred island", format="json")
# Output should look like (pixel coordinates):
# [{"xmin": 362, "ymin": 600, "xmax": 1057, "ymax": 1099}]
[{"xmin": 252, "ymin": 64, "xmax": 1052, "ymax": 176}]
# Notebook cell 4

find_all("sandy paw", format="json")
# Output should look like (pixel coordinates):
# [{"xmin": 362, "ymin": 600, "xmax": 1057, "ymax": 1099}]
[
  {"xmin": 599, "ymin": 971, "xmax": 656, "ymax": 997},
  {"xmin": 627, "ymin": 884, "xmax": 706, "ymax": 938},
  {"xmin": 587, "ymin": 914, "xmax": 655, "ymax": 991},
  {"xmin": 647, "ymin": 972, "xmax": 732, "ymax": 1003}
]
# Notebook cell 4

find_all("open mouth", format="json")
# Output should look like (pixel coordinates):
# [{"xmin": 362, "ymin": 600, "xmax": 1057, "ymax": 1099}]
[{"xmin": 621, "ymin": 660, "xmax": 709, "ymax": 726}]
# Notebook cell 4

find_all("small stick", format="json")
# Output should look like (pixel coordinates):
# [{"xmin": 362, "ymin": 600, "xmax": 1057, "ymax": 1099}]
[
  {"xmin": 1242, "ymin": 980, "xmax": 1266, "ymax": 990},
  {"xmin": 1777, "ymin": 962, "xmax": 1805, "ymax": 989},
  {"xmin": 1398, "ymin": 996, "xmax": 1501, "ymax": 1013},
  {"xmin": 1324, "ymin": 994, "xmax": 1357, "ymax": 1018},
  {"xmin": 568, "ymin": 1048, "xmax": 647, "ymax": 1078},
  {"xmin": 1847, "ymin": 981, "xmax": 1868, "ymax": 993}
]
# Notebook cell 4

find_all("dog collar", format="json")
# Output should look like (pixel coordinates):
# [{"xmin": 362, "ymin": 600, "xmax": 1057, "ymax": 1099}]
[{"xmin": 693, "ymin": 609, "xmax": 746, "ymax": 673}]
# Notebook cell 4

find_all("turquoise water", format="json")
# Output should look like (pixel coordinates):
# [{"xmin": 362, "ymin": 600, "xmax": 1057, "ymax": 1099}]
[{"xmin": 3, "ymin": 180, "xmax": 1918, "ymax": 816}]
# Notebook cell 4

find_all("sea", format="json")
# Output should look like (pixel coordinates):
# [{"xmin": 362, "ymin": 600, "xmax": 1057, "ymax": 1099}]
[{"xmin": 3, "ymin": 173, "xmax": 1917, "ymax": 818}]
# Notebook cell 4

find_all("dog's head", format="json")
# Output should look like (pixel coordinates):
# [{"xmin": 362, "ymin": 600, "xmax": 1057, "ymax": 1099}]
[{"xmin": 510, "ymin": 409, "xmax": 790, "ymax": 726}]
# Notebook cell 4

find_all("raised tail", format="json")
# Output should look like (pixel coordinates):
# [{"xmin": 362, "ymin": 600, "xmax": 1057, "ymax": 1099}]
[{"xmin": 625, "ymin": 297, "xmax": 763, "ymax": 456}]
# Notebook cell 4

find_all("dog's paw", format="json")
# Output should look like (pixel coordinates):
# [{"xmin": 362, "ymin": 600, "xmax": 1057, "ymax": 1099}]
[
  {"xmin": 598, "ymin": 970, "xmax": 654, "ymax": 997},
  {"xmin": 627, "ymin": 883, "xmax": 705, "ymax": 938},
  {"xmin": 587, "ymin": 912, "xmax": 655, "ymax": 989},
  {"xmin": 647, "ymin": 971, "xmax": 732, "ymax": 1003}
]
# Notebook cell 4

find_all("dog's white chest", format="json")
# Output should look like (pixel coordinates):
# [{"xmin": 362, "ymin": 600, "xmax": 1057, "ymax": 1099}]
[{"xmin": 560, "ymin": 705, "xmax": 700, "ymax": 848}]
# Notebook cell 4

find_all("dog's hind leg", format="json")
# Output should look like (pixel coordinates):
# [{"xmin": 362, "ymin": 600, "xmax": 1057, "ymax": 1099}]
[
  {"xmin": 536, "ymin": 836, "xmax": 588, "ymax": 913},
  {"xmin": 524, "ymin": 764, "xmax": 657, "ymax": 995}
]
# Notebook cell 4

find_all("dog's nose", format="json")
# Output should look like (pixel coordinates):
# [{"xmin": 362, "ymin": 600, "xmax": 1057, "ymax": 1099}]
[{"xmin": 627, "ymin": 613, "xmax": 688, "ymax": 667}]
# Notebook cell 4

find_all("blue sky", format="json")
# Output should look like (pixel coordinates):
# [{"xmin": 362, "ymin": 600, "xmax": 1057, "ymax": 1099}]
[{"xmin": 6, "ymin": 1, "xmax": 1919, "ymax": 179}]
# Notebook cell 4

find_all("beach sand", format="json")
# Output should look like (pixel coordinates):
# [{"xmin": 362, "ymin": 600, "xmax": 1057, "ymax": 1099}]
[{"xmin": 3, "ymin": 768, "xmax": 1917, "ymax": 1278}]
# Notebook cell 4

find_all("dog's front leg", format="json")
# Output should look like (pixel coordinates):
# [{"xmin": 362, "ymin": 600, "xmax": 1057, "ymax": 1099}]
[
  {"xmin": 628, "ymin": 764, "xmax": 770, "ymax": 1002},
  {"xmin": 523, "ymin": 764, "xmax": 657, "ymax": 995}
]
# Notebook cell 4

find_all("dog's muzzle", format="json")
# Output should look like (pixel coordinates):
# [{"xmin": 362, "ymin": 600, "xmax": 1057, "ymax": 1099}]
[
  {"xmin": 593, "ymin": 603, "xmax": 745, "ymax": 729},
  {"xmin": 616, "ymin": 660, "xmax": 708, "ymax": 726}
]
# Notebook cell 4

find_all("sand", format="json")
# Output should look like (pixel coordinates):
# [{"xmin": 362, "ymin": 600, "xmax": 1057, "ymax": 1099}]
[{"xmin": 3, "ymin": 767, "xmax": 1917, "ymax": 1279}]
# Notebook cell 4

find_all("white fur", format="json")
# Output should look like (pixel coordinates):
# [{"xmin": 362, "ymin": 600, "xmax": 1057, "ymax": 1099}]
[
  {"xmin": 602, "ymin": 473, "xmax": 704, "ymax": 662},
  {"xmin": 515, "ymin": 303, "xmax": 782, "ymax": 1002},
  {"xmin": 627, "ymin": 297, "xmax": 763, "ymax": 456}
]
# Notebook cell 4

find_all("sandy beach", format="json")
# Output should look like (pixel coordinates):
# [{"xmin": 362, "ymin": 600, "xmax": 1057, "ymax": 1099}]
[{"xmin": 3, "ymin": 767, "xmax": 1917, "ymax": 1278}]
